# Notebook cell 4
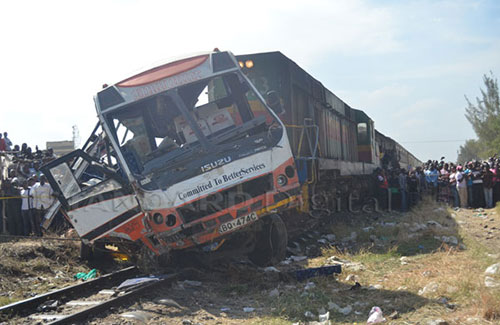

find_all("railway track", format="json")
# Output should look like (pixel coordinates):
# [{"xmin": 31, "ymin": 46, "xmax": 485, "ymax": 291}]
[{"xmin": 0, "ymin": 266, "xmax": 177, "ymax": 324}]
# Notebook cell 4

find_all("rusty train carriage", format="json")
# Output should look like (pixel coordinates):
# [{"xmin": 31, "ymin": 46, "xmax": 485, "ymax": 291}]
[{"xmin": 42, "ymin": 50, "xmax": 420, "ymax": 267}]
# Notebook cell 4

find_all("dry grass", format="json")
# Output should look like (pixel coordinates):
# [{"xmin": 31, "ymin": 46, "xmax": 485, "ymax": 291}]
[{"xmin": 255, "ymin": 198, "xmax": 500, "ymax": 324}]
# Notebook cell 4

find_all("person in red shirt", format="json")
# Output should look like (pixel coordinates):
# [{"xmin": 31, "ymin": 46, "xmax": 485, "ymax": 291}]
[{"xmin": 0, "ymin": 133, "xmax": 6, "ymax": 151}]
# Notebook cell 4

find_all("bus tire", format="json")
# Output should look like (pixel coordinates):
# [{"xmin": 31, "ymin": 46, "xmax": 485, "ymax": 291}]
[{"xmin": 248, "ymin": 214, "xmax": 288, "ymax": 266}]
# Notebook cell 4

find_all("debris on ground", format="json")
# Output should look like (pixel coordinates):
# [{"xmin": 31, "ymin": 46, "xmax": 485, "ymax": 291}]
[
  {"xmin": 73, "ymin": 268, "xmax": 97, "ymax": 281},
  {"xmin": 366, "ymin": 306, "xmax": 386, "ymax": 323}
]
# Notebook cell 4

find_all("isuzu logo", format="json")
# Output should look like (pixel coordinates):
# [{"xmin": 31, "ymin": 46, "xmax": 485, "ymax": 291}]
[{"xmin": 200, "ymin": 156, "xmax": 232, "ymax": 173}]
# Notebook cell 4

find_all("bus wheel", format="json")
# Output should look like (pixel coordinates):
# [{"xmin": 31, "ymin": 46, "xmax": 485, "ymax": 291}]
[{"xmin": 248, "ymin": 214, "xmax": 288, "ymax": 266}]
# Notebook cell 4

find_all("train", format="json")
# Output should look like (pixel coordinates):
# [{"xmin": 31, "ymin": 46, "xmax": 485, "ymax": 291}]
[{"xmin": 41, "ymin": 50, "xmax": 421, "ymax": 268}]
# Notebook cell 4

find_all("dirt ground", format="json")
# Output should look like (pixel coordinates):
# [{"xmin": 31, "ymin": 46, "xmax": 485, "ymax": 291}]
[{"xmin": 1, "ymin": 200, "xmax": 499, "ymax": 324}]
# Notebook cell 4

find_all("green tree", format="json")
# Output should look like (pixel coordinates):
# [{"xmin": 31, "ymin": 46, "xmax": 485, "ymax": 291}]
[
  {"xmin": 463, "ymin": 72, "xmax": 500, "ymax": 157},
  {"xmin": 457, "ymin": 139, "xmax": 484, "ymax": 163}
]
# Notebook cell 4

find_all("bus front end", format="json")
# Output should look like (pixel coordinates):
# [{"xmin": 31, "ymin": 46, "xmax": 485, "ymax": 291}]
[{"xmin": 45, "ymin": 51, "xmax": 300, "ymax": 267}]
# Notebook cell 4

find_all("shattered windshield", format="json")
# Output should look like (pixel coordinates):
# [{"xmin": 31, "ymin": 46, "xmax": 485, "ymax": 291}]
[{"xmin": 106, "ymin": 72, "xmax": 282, "ymax": 189}]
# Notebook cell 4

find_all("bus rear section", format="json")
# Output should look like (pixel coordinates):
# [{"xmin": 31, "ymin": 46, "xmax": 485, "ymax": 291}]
[{"xmin": 42, "ymin": 50, "xmax": 301, "ymax": 267}]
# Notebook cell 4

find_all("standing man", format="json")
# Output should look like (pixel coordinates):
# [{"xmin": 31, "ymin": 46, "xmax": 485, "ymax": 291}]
[
  {"xmin": 3, "ymin": 132, "xmax": 12, "ymax": 151},
  {"xmin": 456, "ymin": 166, "xmax": 468, "ymax": 208},
  {"xmin": 483, "ymin": 166, "xmax": 494, "ymax": 209},
  {"xmin": 20, "ymin": 181, "xmax": 32, "ymax": 236},
  {"xmin": 31, "ymin": 175, "xmax": 54, "ymax": 236},
  {"xmin": 0, "ymin": 133, "xmax": 6, "ymax": 152},
  {"xmin": 398, "ymin": 169, "xmax": 408, "ymax": 212}
]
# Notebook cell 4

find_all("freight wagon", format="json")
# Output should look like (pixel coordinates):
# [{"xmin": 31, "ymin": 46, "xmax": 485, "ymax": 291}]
[{"xmin": 41, "ymin": 50, "xmax": 420, "ymax": 269}]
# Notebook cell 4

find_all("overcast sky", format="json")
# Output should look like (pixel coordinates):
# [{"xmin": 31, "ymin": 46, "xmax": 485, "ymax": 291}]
[{"xmin": 1, "ymin": 0, "xmax": 499, "ymax": 162}]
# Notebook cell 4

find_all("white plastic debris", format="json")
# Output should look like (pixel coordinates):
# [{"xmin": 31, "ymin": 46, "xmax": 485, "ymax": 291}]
[
  {"xmin": 485, "ymin": 263, "xmax": 500, "ymax": 275},
  {"xmin": 317, "ymin": 238, "xmax": 328, "ymax": 245},
  {"xmin": 220, "ymin": 307, "xmax": 231, "ymax": 312},
  {"xmin": 325, "ymin": 234, "xmax": 336, "ymax": 242},
  {"xmin": 367, "ymin": 306, "xmax": 386, "ymax": 323},
  {"xmin": 290, "ymin": 255, "xmax": 307, "ymax": 262},
  {"xmin": 304, "ymin": 311, "xmax": 315, "ymax": 318},
  {"xmin": 304, "ymin": 282, "xmax": 316, "ymax": 290},
  {"xmin": 485, "ymin": 276, "xmax": 500, "ymax": 288},
  {"xmin": 263, "ymin": 266, "xmax": 280, "ymax": 273},
  {"xmin": 327, "ymin": 301, "xmax": 352, "ymax": 315},
  {"xmin": 182, "ymin": 280, "xmax": 202, "ymax": 287},
  {"xmin": 318, "ymin": 311, "xmax": 330, "ymax": 322},
  {"xmin": 243, "ymin": 307, "xmax": 255, "ymax": 312},
  {"xmin": 418, "ymin": 282, "xmax": 439, "ymax": 296},
  {"xmin": 339, "ymin": 305, "xmax": 352, "ymax": 315}
]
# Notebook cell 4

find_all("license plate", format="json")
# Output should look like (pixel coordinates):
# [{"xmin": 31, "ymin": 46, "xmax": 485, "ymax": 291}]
[{"xmin": 219, "ymin": 212, "xmax": 258, "ymax": 234}]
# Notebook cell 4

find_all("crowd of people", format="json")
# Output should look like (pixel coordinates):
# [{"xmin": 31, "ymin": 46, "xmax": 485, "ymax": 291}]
[
  {"xmin": 375, "ymin": 156, "xmax": 500, "ymax": 212},
  {"xmin": 0, "ymin": 132, "xmax": 57, "ymax": 236}
]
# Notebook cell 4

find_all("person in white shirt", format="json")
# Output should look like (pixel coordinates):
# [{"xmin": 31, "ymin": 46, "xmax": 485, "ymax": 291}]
[
  {"xmin": 31, "ymin": 175, "xmax": 54, "ymax": 236},
  {"xmin": 20, "ymin": 181, "xmax": 32, "ymax": 236}
]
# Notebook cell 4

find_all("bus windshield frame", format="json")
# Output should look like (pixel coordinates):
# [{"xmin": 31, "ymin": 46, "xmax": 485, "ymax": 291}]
[{"xmin": 102, "ymin": 71, "xmax": 283, "ymax": 190}]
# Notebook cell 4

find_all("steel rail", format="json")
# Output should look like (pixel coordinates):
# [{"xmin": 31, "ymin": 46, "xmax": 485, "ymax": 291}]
[
  {"xmin": 0, "ymin": 266, "xmax": 139, "ymax": 317},
  {"xmin": 47, "ymin": 273, "xmax": 177, "ymax": 324}
]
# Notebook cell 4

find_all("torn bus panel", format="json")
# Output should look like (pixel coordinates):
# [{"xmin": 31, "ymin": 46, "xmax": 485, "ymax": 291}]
[{"xmin": 42, "ymin": 50, "xmax": 301, "ymax": 267}]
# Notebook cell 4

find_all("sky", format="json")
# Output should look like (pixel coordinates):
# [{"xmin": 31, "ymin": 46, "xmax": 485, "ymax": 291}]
[{"xmin": 1, "ymin": 0, "xmax": 499, "ymax": 162}]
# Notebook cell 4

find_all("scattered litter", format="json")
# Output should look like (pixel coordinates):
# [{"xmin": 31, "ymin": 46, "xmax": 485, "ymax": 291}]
[
  {"xmin": 381, "ymin": 222, "xmax": 396, "ymax": 227},
  {"xmin": 418, "ymin": 282, "xmax": 439, "ymax": 296},
  {"xmin": 117, "ymin": 276, "xmax": 160, "ymax": 291},
  {"xmin": 120, "ymin": 311, "xmax": 153, "ymax": 322},
  {"xmin": 345, "ymin": 274, "xmax": 356, "ymax": 282},
  {"xmin": 290, "ymin": 255, "xmax": 307, "ymax": 262},
  {"xmin": 154, "ymin": 298, "xmax": 182, "ymax": 308},
  {"xmin": 182, "ymin": 280, "xmax": 202, "ymax": 287},
  {"xmin": 220, "ymin": 307, "xmax": 231, "ymax": 312},
  {"xmin": 304, "ymin": 311, "xmax": 315, "ymax": 318},
  {"xmin": 317, "ymin": 238, "xmax": 328, "ymax": 245},
  {"xmin": 66, "ymin": 300, "xmax": 101, "ymax": 306},
  {"xmin": 264, "ymin": 266, "xmax": 280, "ymax": 273},
  {"xmin": 327, "ymin": 301, "xmax": 352, "ymax": 315},
  {"xmin": 73, "ymin": 269, "xmax": 97, "ymax": 281},
  {"xmin": 400, "ymin": 256, "xmax": 409, "ymax": 265},
  {"xmin": 367, "ymin": 306, "xmax": 386, "ymax": 323},
  {"xmin": 485, "ymin": 263, "xmax": 500, "ymax": 275},
  {"xmin": 318, "ymin": 310, "xmax": 330, "ymax": 322},
  {"xmin": 427, "ymin": 320, "xmax": 448, "ymax": 325},
  {"xmin": 29, "ymin": 315, "xmax": 66, "ymax": 321},
  {"xmin": 338, "ymin": 305, "xmax": 352, "ymax": 315},
  {"xmin": 269, "ymin": 288, "xmax": 279, "ymax": 297},
  {"xmin": 439, "ymin": 236, "xmax": 458, "ymax": 245},
  {"xmin": 304, "ymin": 282, "xmax": 316, "ymax": 290},
  {"xmin": 388, "ymin": 311, "xmax": 399, "ymax": 319},
  {"xmin": 294, "ymin": 264, "xmax": 342, "ymax": 281},
  {"xmin": 324, "ymin": 234, "xmax": 336, "ymax": 242},
  {"xmin": 427, "ymin": 220, "xmax": 443, "ymax": 228},
  {"xmin": 484, "ymin": 276, "xmax": 500, "ymax": 288},
  {"xmin": 243, "ymin": 307, "xmax": 255, "ymax": 312},
  {"xmin": 350, "ymin": 282, "xmax": 361, "ymax": 290},
  {"xmin": 36, "ymin": 299, "xmax": 60, "ymax": 312},
  {"xmin": 367, "ymin": 284, "xmax": 382, "ymax": 290}
]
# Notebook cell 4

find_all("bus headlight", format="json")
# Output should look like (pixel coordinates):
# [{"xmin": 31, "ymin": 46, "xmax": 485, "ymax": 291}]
[{"xmin": 277, "ymin": 174, "xmax": 288, "ymax": 187}]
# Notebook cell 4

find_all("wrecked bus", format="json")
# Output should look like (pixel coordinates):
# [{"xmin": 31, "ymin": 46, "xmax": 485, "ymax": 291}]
[{"xmin": 42, "ymin": 50, "xmax": 301, "ymax": 267}]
